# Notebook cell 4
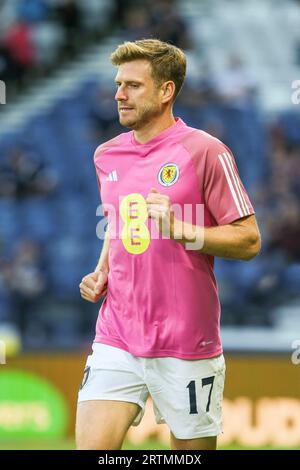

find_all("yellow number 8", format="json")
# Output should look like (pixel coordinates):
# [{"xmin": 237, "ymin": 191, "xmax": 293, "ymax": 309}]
[{"xmin": 120, "ymin": 194, "xmax": 150, "ymax": 254}]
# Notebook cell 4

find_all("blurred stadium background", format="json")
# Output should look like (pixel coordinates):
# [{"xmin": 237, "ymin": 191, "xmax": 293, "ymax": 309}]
[{"xmin": 0, "ymin": 0, "xmax": 300, "ymax": 450}]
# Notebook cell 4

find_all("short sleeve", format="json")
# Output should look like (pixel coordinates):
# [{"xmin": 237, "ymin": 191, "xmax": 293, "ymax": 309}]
[
  {"xmin": 203, "ymin": 140, "xmax": 254, "ymax": 225},
  {"xmin": 94, "ymin": 145, "xmax": 102, "ymax": 197}
]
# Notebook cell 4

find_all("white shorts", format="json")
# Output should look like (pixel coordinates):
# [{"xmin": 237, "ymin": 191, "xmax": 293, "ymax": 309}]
[{"xmin": 78, "ymin": 343, "xmax": 226, "ymax": 439}]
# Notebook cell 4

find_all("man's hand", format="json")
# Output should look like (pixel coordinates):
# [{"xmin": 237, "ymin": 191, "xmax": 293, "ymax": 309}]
[
  {"xmin": 146, "ymin": 188, "xmax": 175, "ymax": 238},
  {"xmin": 79, "ymin": 270, "xmax": 108, "ymax": 303}
]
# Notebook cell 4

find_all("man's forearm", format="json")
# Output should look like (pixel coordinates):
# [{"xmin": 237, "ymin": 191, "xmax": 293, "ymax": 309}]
[
  {"xmin": 95, "ymin": 229, "xmax": 110, "ymax": 272},
  {"xmin": 173, "ymin": 217, "xmax": 261, "ymax": 261}
]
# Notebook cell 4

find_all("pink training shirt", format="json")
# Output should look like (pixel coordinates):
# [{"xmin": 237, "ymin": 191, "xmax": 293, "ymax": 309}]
[{"xmin": 93, "ymin": 118, "xmax": 254, "ymax": 359}]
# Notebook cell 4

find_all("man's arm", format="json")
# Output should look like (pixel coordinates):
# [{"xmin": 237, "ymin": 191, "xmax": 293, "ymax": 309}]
[
  {"xmin": 146, "ymin": 189, "xmax": 261, "ymax": 262},
  {"xmin": 79, "ymin": 229, "xmax": 110, "ymax": 303},
  {"xmin": 175, "ymin": 214, "xmax": 261, "ymax": 261},
  {"xmin": 95, "ymin": 228, "xmax": 110, "ymax": 273}
]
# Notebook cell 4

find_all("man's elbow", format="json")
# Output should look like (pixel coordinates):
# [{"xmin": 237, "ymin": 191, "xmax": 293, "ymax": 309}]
[{"xmin": 242, "ymin": 230, "xmax": 261, "ymax": 261}]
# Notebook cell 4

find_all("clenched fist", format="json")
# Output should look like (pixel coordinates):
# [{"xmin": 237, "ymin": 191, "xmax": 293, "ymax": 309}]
[
  {"xmin": 146, "ymin": 187, "xmax": 175, "ymax": 238},
  {"xmin": 79, "ymin": 270, "xmax": 108, "ymax": 303}
]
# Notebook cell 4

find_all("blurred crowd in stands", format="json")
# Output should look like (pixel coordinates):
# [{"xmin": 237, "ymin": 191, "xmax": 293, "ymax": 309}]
[
  {"xmin": 0, "ymin": 0, "xmax": 116, "ymax": 95},
  {"xmin": 0, "ymin": 0, "xmax": 191, "ymax": 97},
  {"xmin": 0, "ymin": 146, "xmax": 58, "ymax": 198},
  {"xmin": 0, "ymin": 0, "xmax": 299, "ymax": 349}
]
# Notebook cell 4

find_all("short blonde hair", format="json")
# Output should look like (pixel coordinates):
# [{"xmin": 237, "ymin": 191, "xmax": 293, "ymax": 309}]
[{"xmin": 111, "ymin": 39, "xmax": 186, "ymax": 102}]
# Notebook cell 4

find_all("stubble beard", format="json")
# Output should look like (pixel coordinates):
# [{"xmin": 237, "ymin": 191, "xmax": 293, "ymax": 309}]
[{"xmin": 119, "ymin": 100, "xmax": 161, "ymax": 130}]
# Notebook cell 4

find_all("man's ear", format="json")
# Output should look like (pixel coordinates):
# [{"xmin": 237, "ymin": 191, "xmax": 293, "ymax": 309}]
[{"xmin": 161, "ymin": 81, "xmax": 175, "ymax": 104}]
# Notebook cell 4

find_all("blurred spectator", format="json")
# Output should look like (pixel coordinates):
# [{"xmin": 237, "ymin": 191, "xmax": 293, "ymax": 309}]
[
  {"xmin": 3, "ymin": 20, "xmax": 37, "ymax": 87},
  {"xmin": 150, "ymin": 0, "xmax": 192, "ymax": 49},
  {"xmin": 266, "ymin": 197, "xmax": 300, "ymax": 261},
  {"xmin": 119, "ymin": 0, "xmax": 192, "ymax": 48},
  {"xmin": 54, "ymin": 0, "xmax": 82, "ymax": 56},
  {"xmin": 121, "ymin": 8, "xmax": 152, "ymax": 41},
  {"xmin": 0, "ymin": 43, "xmax": 15, "ymax": 83},
  {"xmin": 260, "ymin": 128, "xmax": 300, "ymax": 262},
  {"xmin": 1, "ymin": 239, "xmax": 47, "ymax": 333},
  {"xmin": 0, "ymin": 146, "xmax": 59, "ymax": 198},
  {"xmin": 31, "ymin": 21, "xmax": 64, "ymax": 73},
  {"xmin": 111, "ymin": 0, "xmax": 128, "ymax": 29},
  {"xmin": 214, "ymin": 54, "xmax": 258, "ymax": 108}
]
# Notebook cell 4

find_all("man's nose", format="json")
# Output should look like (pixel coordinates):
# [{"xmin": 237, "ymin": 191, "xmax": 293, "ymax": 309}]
[{"xmin": 115, "ymin": 86, "xmax": 127, "ymax": 101}]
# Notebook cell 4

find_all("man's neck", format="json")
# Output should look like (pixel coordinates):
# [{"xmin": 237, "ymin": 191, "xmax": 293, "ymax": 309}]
[{"xmin": 133, "ymin": 113, "xmax": 176, "ymax": 144}]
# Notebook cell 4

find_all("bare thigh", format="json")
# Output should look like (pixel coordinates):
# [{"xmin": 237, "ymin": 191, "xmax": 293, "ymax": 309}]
[
  {"xmin": 170, "ymin": 432, "xmax": 217, "ymax": 450},
  {"xmin": 76, "ymin": 400, "xmax": 141, "ymax": 450}
]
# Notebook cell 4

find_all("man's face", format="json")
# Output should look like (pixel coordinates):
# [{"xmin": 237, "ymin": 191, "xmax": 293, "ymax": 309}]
[{"xmin": 114, "ymin": 60, "xmax": 163, "ymax": 130}]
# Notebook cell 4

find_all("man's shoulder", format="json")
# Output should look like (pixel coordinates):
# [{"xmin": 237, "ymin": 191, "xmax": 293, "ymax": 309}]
[
  {"xmin": 94, "ymin": 132, "xmax": 130, "ymax": 161},
  {"xmin": 179, "ymin": 125, "xmax": 227, "ymax": 155}
]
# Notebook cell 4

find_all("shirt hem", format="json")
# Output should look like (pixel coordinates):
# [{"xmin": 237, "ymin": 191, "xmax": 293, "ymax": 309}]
[{"xmin": 94, "ymin": 336, "xmax": 223, "ymax": 360}]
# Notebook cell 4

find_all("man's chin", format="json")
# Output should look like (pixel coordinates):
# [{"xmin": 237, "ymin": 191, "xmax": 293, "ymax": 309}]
[{"xmin": 119, "ymin": 117, "xmax": 137, "ymax": 129}]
